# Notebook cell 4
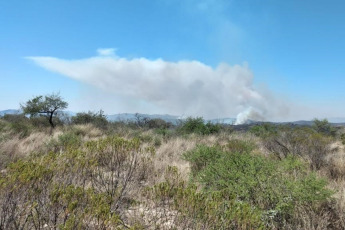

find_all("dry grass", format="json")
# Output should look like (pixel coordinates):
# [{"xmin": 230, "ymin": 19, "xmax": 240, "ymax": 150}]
[
  {"xmin": 0, "ymin": 124, "xmax": 105, "ymax": 169},
  {"xmin": 0, "ymin": 130, "xmax": 52, "ymax": 169},
  {"xmin": 154, "ymin": 137, "xmax": 195, "ymax": 182},
  {"xmin": 147, "ymin": 131, "xmax": 260, "ymax": 183},
  {"xmin": 1, "ymin": 122, "xmax": 345, "ymax": 229}
]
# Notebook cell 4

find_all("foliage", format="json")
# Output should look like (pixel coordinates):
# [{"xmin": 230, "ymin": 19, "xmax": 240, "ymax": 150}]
[
  {"xmin": 72, "ymin": 110, "xmax": 108, "ymax": 129},
  {"xmin": 224, "ymin": 139, "xmax": 256, "ymax": 153},
  {"xmin": 178, "ymin": 117, "xmax": 220, "ymax": 135},
  {"xmin": 29, "ymin": 115, "xmax": 53, "ymax": 128},
  {"xmin": 0, "ymin": 112, "xmax": 343, "ymax": 229},
  {"xmin": 145, "ymin": 166, "xmax": 265, "ymax": 229},
  {"xmin": 21, "ymin": 92, "xmax": 68, "ymax": 128},
  {"xmin": 183, "ymin": 145, "xmax": 333, "ymax": 226},
  {"xmin": 183, "ymin": 140, "xmax": 254, "ymax": 177},
  {"xmin": 2, "ymin": 113, "xmax": 65, "ymax": 131},
  {"xmin": 3, "ymin": 114, "xmax": 33, "ymax": 138},
  {"xmin": 250, "ymin": 123, "xmax": 278, "ymax": 138},
  {"xmin": 0, "ymin": 136, "xmax": 152, "ymax": 229},
  {"xmin": 146, "ymin": 118, "xmax": 172, "ymax": 129},
  {"xmin": 183, "ymin": 145, "xmax": 224, "ymax": 177},
  {"xmin": 313, "ymin": 118, "xmax": 336, "ymax": 136},
  {"xmin": 263, "ymin": 126, "xmax": 333, "ymax": 170}
]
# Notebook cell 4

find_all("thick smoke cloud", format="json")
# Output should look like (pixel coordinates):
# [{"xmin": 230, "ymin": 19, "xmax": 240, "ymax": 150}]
[{"xmin": 28, "ymin": 50, "xmax": 290, "ymax": 123}]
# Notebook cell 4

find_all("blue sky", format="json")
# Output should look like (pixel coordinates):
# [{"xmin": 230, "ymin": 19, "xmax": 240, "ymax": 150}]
[{"xmin": 1, "ymin": 0, "xmax": 345, "ymax": 121}]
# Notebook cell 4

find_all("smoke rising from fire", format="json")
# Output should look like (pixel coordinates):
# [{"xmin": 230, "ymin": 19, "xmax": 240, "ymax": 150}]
[{"xmin": 28, "ymin": 50, "xmax": 290, "ymax": 124}]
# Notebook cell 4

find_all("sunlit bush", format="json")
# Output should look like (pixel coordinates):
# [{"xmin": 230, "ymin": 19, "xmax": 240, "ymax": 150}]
[{"xmin": 183, "ymin": 145, "xmax": 332, "ymax": 227}]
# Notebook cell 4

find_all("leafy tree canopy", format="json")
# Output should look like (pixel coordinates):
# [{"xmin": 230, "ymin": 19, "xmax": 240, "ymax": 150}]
[{"xmin": 21, "ymin": 93, "xmax": 68, "ymax": 128}]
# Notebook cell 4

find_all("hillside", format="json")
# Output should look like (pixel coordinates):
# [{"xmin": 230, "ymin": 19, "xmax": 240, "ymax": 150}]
[{"xmin": 1, "ymin": 115, "xmax": 345, "ymax": 229}]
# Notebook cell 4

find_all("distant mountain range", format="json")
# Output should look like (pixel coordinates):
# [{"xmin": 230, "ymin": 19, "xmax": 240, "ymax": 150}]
[
  {"xmin": 0, "ymin": 109, "xmax": 21, "ymax": 116},
  {"xmin": 106, "ymin": 113, "xmax": 180, "ymax": 124},
  {"xmin": 1, "ymin": 109, "xmax": 345, "ymax": 126}
]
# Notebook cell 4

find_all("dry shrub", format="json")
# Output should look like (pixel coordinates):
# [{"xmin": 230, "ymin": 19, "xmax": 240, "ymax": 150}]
[
  {"xmin": 285, "ymin": 205, "xmax": 334, "ymax": 230},
  {"xmin": 331, "ymin": 183, "xmax": 345, "ymax": 228},
  {"xmin": 263, "ymin": 128, "xmax": 334, "ymax": 170},
  {"xmin": 70, "ymin": 124, "xmax": 104, "ymax": 139},
  {"xmin": 149, "ymin": 132, "xmax": 259, "ymax": 184},
  {"xmin": 0, "ymin": 132, "xmax": 51, "ymax": 169},
  {"xmin": 0, "ymin": 135, "xmax": 153, "ymax": 229},
  {"xmin": 326, "ymin": 148, "xmax": 345, "ymax": 179},
  {"xmin": 153, "ymin": 137, "xmax": 195, "ymax": 183}
]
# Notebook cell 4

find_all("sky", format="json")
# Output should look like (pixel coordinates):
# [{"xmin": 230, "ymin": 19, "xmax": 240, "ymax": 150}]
[{"xmin": 1, "ymin": 0, "xmax": 345, "ymax": 121}]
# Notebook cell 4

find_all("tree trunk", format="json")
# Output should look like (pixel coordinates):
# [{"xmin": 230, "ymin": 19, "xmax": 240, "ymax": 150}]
[{"xmin": 49, "ymin": 112, "xmax": 55, "ymax": 129}]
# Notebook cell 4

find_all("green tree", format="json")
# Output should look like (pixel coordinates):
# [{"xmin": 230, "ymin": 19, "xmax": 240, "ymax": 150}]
[
  {"xmin": 313, "ymin": 118, "xmax": 336, "ymax": 136},
  {"xmin": 21, "ymin": 93, "xmax": 68, "ymax": 128}
]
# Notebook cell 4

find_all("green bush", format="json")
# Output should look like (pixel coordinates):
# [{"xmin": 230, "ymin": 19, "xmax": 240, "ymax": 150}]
[
  {"xmin": 146, "ymin": 166, "xmax": 264, "ymax": 229},
  {"xmin": 250, "ymin": 123, "xmax": 278, "ymax": 138},
  {"xmin": 154, "ymin": 128, "xmax": 173, "ymax": 139},
  {"xmin": 183, "ymin": 145, "xmax": 333, "ymax": 226},
  {"xmin": 313, "ymin": 118, "xmax": 336, "ymax": 136},
  {"xmin": 183, "ymin": 140, "xmax": 254, "ymax": 177},
  {"xmin": 178, "ymin": 117, "xmax": 220, "ymax": 135},
  {"xmin": 72, "ymin": 110, "xmax": 108, "ymax": 129},
  {"xmin": 225, "ymin": 139, "xmax": 255, "ymax": 153},
  {"xmin": 3, "ymin": 114, "xmax": 33, "ymax": 138},
  {"xmin": 183, "ymin": 145, "xmax": 224, "ymax": 177},
  {"xmin": 0, "ymin": 136, "xmax": 151, "ymax": 229},
  {"xmin": 58, "ymin": 132, "xmax": 82, "ymax": 149},
  {"xmin": 29, "ymin": 116, "xmax": 52, "ymax": 128},
  {"xmin": 46, "ymin": 130, "xmax": 83, "ymax": 152}
]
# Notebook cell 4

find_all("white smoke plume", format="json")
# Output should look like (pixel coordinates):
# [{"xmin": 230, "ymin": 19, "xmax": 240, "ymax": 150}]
[
  {"xmin": 27, "ymin": 50, "xmax": 290, "ymax": 124},
  {"xmin": 234, "ymin": 107, "xmax": 265, "ymax": 125}
]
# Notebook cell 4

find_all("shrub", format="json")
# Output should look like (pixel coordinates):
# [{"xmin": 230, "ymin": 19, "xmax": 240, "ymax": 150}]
[
  {"xmin": 146, "ymin": 118, "xmax": 172, "ymax": 129},
  {"xmin": 3, "ymin": 114, "xmax": 33, "ymax": 138},
  {"xmin": 58, "ymin": 132, "xmax": 82, "ymax": 149},
  {"xmin": 72, "ymin": 110, "xmax": 108, "ymax": 129},
  {"xmin": 313, "ymin": 118, "xmax": 336, "ymax": 136},
  {"xmin": 178, "ymin": 117, "xmax": 220, "ymax": 135},
  {"xmin": 263, "ymin": 127, "xmax": 333, "ymax": 170},
  {"xmin": 145, "ymin": 166, "xmax": 264, "ymax": 229},
  {"xmin": 29, "ymin": 115, "xmax": 52, "ymax": 128},
  {"xmin": 183, "ymin": 145, "xmax": 224, "ymax": 177},
  {"xmin": 183, "ymin": 145, "xmax": 333, "ymax": 227},
  {"xmin": 183, "ymin": 140, "xmax": 254, "ymax": 177},
  {"xmin": 250, "ymin": 123, "xmax": 278, "ymax": 138},
  {"xmin": 46, "ymin": 131, "xmax": 82, "ymax": 152},
  {"xmin": 225, "ymin": 139, "xmax": 255, "ymax": 153},
  {"xmin": 154, "ymin": 128, "xmax": 173, "ymax": 139},
  {"xmin": 0, "ymin": 136, "xmax": 152, "ymax": 229},
  {"xmin": 2, "ymin": 114, "xmax": 27, "ymax": 123}
]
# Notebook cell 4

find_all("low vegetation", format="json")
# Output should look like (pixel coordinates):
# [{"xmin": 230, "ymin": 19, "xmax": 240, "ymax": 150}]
[{"xmin": 1, "ymin": 110, "xmax": 345, "ymax": 229}]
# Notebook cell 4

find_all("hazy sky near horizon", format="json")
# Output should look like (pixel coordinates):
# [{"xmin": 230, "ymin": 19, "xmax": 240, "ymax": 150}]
[{"xmin": 1, "ymin": 0, "xmax": 345, "ymax": 121}]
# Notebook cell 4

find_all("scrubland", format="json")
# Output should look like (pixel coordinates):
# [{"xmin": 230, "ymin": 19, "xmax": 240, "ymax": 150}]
[{"xmin": 1, "ymin": 114, "xmax": 345, "ymax": 229}]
